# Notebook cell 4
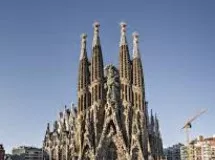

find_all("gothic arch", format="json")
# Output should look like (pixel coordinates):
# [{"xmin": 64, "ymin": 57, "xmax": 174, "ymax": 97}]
[{"xmin": 106, "ymin": 120, "xmax": 116, "ymax": 136}]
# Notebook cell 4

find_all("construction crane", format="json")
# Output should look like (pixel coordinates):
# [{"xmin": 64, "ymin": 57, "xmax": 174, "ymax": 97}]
[{"xmin": 182, "ymin": 109, "xmax": 207, "ymax": 145}]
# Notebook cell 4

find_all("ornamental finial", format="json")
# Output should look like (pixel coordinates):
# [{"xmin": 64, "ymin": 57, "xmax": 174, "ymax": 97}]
[
  {"xmin": 120, "ymin": 22, "xmax": 127, "ymax": 31},
  {"xmin": 92, "ymin": 21, "xmax": 100, "ymax": 47},
  {"xmin": 120, "ymin": 21, "xmax": 127, "ymax": 46},
  {"xmin": 93, "ymin": 21, "xmax": 100, "ymax": 30},
  {"xmin": 132, "ymin": 32, "xmax": 141, "ymax": 59},
  {"xmin": 80, "ymin": 33, "xmax": 87, "ymax": 60}
]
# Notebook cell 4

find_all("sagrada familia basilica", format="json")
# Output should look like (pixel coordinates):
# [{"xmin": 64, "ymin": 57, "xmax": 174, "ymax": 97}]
[{"xmin": 43, "ymin": 22, "xmax": 164, "ymax": 160}]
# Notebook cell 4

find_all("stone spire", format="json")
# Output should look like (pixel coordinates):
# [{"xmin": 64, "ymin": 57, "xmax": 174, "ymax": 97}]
[
  {"xmin": 150, "ymin": 109, "xmax": 154, "ymax": 129},
  {"xmin": 154, "ymin": 113, "xmax": 164, "ymax": 159},
  {"xmin": 77, "ymin": 32, "xmax": 91, "ymax": 156},
  {"xmin": 91, "ymin": 21, "xmax": 104, "ymax": 82},
  {"xmin": 131, "ymin": 33, "xmax": 148, "ymax": 157},
  {"xmin": 119, "ymin": 21, "xmax": 131, "ymax": 80},
  {"xmin": 77, "ymin": 32, "xmax": 90, "ymax": 113},
  {"xmin": 155, "ymin": 113, "xmax": 162, "ymax": 139},
  {"xmin": 155, "ymin": 114, "xmax": 159, "ymax": 133},
  {"xmin": 80, "ymin": 33, "xmax": 87, "ymax": 60},
  {"xmin": 45, "ymin": 123, "xmax": 50, "ymax": 135},
  {"xmin": 118, "ymin": 21, "xmax": 132, "ymax": 149},
  {"xmin": 145, "ymin": 101, "xmax": 150, "ymax": 131},
  {"xmin": 92, "ymin": 21, "xmax": 101, "ymax": 47},
  {"xmin": 77, "ymin": 32, "xmax": 90, "ymax": 95},
  {"xmin": 132, "ymin": 31, "xmax": 145, "ymax": 108},
  {"xmin": 120, "ymin": 22, "xmax": 127, "ymax": 46},
  {"xmin": 132, "ymin": 32, "xmax": 141, "ymax": 59},
  {"xmin": 43, "ymin": 23, "xmax": 164, "ymax": 160},
  {"xmin": 90, "ymin": 21, "xmax": 104, "ymax": 147}
]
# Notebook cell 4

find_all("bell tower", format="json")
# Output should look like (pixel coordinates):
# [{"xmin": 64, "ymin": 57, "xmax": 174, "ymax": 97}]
[
  {"xmin": 130, "ymin": 32, "xmax": 149, "ymax": 159},
  {"xmin": 90, "ymin": 22, "xmax": 105, "ymax": 146},
  {"xmin": 77, "ymin": 33, "xmax": 91, "ymax": 154},
  {"xmin": 118, "ymin": 22, "xmax": 133, "ymax": 146}
]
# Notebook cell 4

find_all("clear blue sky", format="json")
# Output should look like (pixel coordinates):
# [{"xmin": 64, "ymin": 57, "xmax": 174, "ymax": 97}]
[{"xmin": 0, "ymin": 0, "xmax": 215, "ymax": 153}]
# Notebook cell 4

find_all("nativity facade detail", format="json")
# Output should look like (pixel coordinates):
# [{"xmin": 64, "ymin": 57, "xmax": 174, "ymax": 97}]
[{"xmin": 43, "ymin": 22, "xmax": 164, "ymax": 160}]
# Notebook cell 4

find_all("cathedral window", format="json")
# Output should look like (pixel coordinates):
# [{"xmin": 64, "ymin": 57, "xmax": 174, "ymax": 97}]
[
  {"xmin": 89, "ymin": 93, "xmax": 91, "ymax": 107},
  {"xmin": 93, "ymin": 87, "xmax": 95, "ymax": 101},
  {"xmin": 135, "ymin": 93, "xmax": 138, "ymax": 108},
  {"xmin": 135, "ymin": 64, "xmax": 138, "ymax": 85},
  {"xmin": 84, "ymin": 94, "xmax": 87, "ymax": 110},
  {"xmin": 129, "ymin": 87, "xmax": 132, "ymax": 101},
  {"xmin": 120, "ymin": 50, "xmax": 123, "ymax": 78},
  {"xmin": 91, "ymin": 59, "xmax": 94, "ymax": 81},
  {"xmin": 95, "ymin": 86, "xmax": 97, "ymax": 101},
  {"xmin": 139, "ymin": 94, "xmax": 141, "ymax": 109},
  {"xmin": 132, "ymin": 92, "xmax": 134, "ymax": 105},
  {"xmin": 125, "ymin": 85, "xmax": 127, "ymax": 101},
  {"xmin": 81, "ymin": 95, "xmax": 83, "ymax": 111},
  {"xmin": 98, "ymin": 85, "xmax": 101, "ymax": 99}
]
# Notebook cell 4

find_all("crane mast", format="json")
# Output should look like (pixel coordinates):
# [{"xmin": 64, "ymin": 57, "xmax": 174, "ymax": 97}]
[
  {"xmin": 182, "ymin": 109, "xmax": 206, "ymax": 145},
  {"xmin": 181, "ymin": 109, "xmax": 207, "ymax": 160}
]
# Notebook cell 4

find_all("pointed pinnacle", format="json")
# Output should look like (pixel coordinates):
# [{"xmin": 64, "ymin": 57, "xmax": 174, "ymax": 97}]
[
  {"xmin": 155, "ymin": 112, "xmax": 157, "ymax": 118},
  {"xmin": 132, "ymin": 32, "xmax": 141, "ymax": 59},
  {"xmin": 92, "ymin": 21, "xmax": 101, "ymax": 47},
  {"xmin": 80, "ymin": 33, "xmax": 87, "ymax": 60},
  {"xmin": 71, "ymin": 102, "xmax": 75, "ymax": 109},
  {"xmin": 120, "ymin": 21, "xmax": 127, "ymax": 46}
]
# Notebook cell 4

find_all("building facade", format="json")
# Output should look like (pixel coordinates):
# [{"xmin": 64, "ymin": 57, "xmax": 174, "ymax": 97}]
[
  {"xmin": 12, "ymin": 146, "xmax": 43, "ymax": 160},
  {"xmin": 180, "ymin": 135, "xmax": 215, "ymax": 160},
  {"xmin": 164, "ymin": 143, "xmax": 184, "ymax": 160},
  {"xmin": 0, "ymin": 144, "xmax": 5, "ymax": 160},
  {"xmin": 43, "ymin": 22, "xmax": 164, "ymax": 160}
]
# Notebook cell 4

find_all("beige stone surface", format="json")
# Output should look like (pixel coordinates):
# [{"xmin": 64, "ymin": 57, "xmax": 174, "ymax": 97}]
[{"xmin": 43, "ymin": 23, "xmax": 164, "ymax": 160}]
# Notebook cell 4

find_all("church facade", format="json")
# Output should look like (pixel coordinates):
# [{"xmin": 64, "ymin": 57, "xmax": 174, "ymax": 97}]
[{"xmin": 43, "ymin": 22, "xmax": 163, "ymax": 160}]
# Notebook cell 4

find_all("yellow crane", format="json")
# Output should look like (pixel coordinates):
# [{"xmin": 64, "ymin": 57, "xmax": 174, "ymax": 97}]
[{"xmin": 182, "ymin": 109, "xmax": 207, "ymax": 145}]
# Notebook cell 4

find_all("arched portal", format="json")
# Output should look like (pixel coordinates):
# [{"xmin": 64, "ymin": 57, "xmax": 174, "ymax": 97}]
[{"xmin": 105, "ymin": 141, "xmax": 117, "ymax": 160}]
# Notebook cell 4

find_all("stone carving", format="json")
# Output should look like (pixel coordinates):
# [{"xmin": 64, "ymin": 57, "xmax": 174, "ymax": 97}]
[
  {"xmin": 53, "ymin": 121, "xmax": 59, "ymax": 132},
  {"xmin": 43, "ymin": 23, "xmax": 164, "ymax": 160},
  {"xmin": 105, "ymin": 65, "xmax": 120, "ymax": 105}
]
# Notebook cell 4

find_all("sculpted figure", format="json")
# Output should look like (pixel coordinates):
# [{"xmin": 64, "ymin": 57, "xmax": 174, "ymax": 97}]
[
  {"xmin": 105, "ymin": 65, "xmax": 120, "ymax": 105},
  {"xmin": 53, "ymin": 120, "xmax": 59, "ymax": 132}
]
